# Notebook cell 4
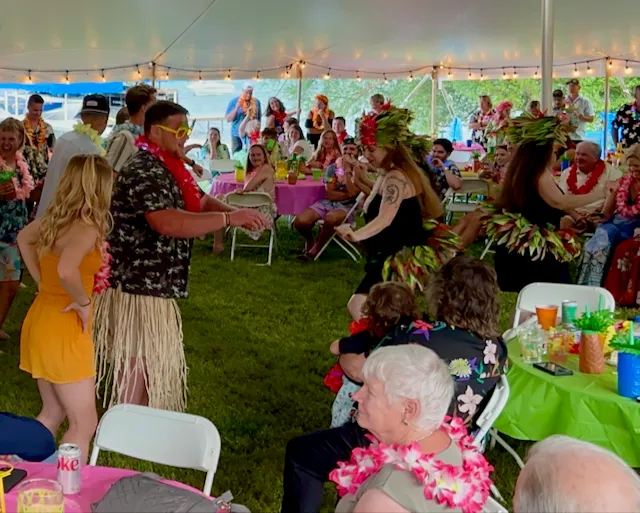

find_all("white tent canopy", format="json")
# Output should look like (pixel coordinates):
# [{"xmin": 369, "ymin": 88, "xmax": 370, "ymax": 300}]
[{"xmin": 1, "ymin": 0, "xmax": 638, "ymax": 83}]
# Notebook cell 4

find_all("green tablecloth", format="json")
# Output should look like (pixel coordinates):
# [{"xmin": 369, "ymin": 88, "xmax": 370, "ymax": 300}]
[{"xmin": 494, "ymin": 339, "xmax": 640, "ymax": 467}]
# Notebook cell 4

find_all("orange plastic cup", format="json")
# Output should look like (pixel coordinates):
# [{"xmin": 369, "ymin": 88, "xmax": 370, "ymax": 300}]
[{"xmin": 536, "ymin": 305, "xmax": 558, "ymax": 330}]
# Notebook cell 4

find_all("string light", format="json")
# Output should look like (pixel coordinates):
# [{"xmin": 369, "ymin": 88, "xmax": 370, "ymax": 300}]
[
  {"xmin": 534, "ymin": 67, "xmax": 539, "ymax": 78},
  {"xmin": 625, "ymin": 61, "xmax": 632, "ymax": 74},
  {"xmin": 255, "ymin": 71, "xmax": 261, "ymax": 81},
  {"xmin": 299, "ymin": 61, "xmax": 306, "ymax": 69},
  {"xmin": 447, "ymin": 68, "xmax": 452, "ymax": 78},
  {"xmin": 225, "ymin": 70, "xmax": 231, "ymax": 81},
  {"xmin": 147, "ymin": 62, "xmax": 154, "ymax": 69},
  {"xmin": 165, "ymin": 67, "xmax": 170, "ymax": 80},
  {"xmin": 101, "ymin": 69, "xmax": 106, "ymax": 82},
  {"xmin": 587, "ymin": 63, "xmax": 593, "ymax": 74},
  {"xmin": 383, "ymin": 73, "xmax": 388, "ymax": 84},
  {"xmin": 467, "ymin": 69, "xmax": 472, "ymax": 79},
  {"xmin": 608, "ymin": 59, "xmax": 614, "ymax": 69},
  {"xmin": 356, "ymin": 71, "xmax": 362, "ymax": 82},
  {"xmin": 573, "ymin": 63, "xmax": 579, "ymax": 77},
  {"xmin": 512, "ymin": 68, "xmax": 518, "ymax": 78},
  {"xmin": 285, "ymin": 66, "xmax": 291, "ymax": 78},
  {"xmin": 407, "ymin": 70, "xmax": 413, "ymax": 81},
  {"xmin": 198, "ymin": 71, "xmax": 202, "ymax": 81},
  {"xmin": 439, "ymin": 63, "xmax": 444, "ymax": 70},
  {"xmin": 324, "ymin": 68, "xmax": 331, "ymax": 80},
  {"xmin": 502, "ymin": 68, "xmax": 507, "ymax": 79},
  {"xmin": 26, "ymin": 70, "xmax": 32, "ymax": 84},
  {"xmin": 136, "ymin": 65, "xmax": 142, "ymax": 78},
  {"xmin": 480, "ymin": 69, "xmax": 484, "ymax": 81},
  {"xmin": 64, "ymin": 71, "xmax": 70, "ymax": 84}
]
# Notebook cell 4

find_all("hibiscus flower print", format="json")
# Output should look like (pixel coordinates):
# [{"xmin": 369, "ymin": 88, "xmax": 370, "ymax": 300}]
[
  {"xmin": 617, "ymin": 257, "xmax": 630, "ymax": 273},
  {"xmin": 483, "ymin": 340, "xmax": 497, "ymax": 365},
  {"xmin": 457, "ymin": 386, "xmax": 483, "ymax": 417},
  {"xmin": 412, "ymin": 320, "xmax": 432, "ymax": 339},
  {"xmin": 449, "ymin": 358, "xmax": 472, "ymax": 379}
]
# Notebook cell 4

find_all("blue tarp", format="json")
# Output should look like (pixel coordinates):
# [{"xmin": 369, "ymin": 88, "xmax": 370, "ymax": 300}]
[
  {"xmin": 449, "ymin": 116, "xmax": 463, "ymax": 142},
  {"xmin": 0, "ymin": 82, "xmax": 126, "ymax": 95}
]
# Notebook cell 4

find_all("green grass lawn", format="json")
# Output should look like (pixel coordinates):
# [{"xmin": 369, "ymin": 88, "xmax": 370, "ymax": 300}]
[{"xmin": 1, "ymin": 224, "xmax": 626, "ymax": 512}]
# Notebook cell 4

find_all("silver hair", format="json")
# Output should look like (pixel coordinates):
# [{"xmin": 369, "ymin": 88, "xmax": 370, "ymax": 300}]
[
  {"xmin": 514, "ymin": 435, "xmax": 640, "ymax": 512},
  {"xmin": 362, "ymin": 345, "xmax": 454, "ymax": 432},
  {"xmin": 577, "ymin": 141, "xmax": 601, "ymax": 159}
]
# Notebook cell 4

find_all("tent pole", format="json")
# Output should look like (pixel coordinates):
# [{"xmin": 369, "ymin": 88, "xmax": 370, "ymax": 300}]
[
  {"xmin": 296, "ymin": 64, "xmax": 303, "ymax": 120},
  {"xmin": 541, "ymin": 0, "xmax": 555, "ymax": 111},
  {"xmin": 603, "ymin": 63, "xmax": 610, "ymax": 151},
  {"xmin": 400, "ymin": 72, "xmax": 431, "ymax": 107},
  {"xmin": 430, "ymin": 68, "xmax": 438, "ymax": 136},
  {"xmin": 151, "ymin": 63, "xmax": 157, "ymax": 88}
]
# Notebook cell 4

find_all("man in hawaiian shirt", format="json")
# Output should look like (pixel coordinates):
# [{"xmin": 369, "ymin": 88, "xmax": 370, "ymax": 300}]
[
  {"xmin": 612, "ymin": 85, "xmax": 640, "ymax": 149},
  {"xmin": 424, "ymin": 138, "xmax": 463, "ymax": 198},
  {"xmin": 565, "ymin": 79, "xmax": 595, "ymax": 143},
  {"xmin": 94, "ymin": 100, "xmax": 267, "ymax": 413},
  {"xmin": 22, "ymin": 94, "xmax": 55, "ymax": 213},
  {"xmin": 105, "ymin": 84, "xmax": 156, "ymax": 172}
]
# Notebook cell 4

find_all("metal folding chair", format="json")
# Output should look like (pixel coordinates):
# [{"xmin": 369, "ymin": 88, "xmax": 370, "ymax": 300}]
[{"xmin": 314, "ymin": 192, "xmax": 365, "ymax": 262}]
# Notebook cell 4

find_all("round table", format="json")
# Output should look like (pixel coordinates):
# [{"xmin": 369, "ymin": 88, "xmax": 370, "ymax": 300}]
[
  {"xmin": 208, "ymin": 173, "xmax": 326, "ymax": 216},
  {"xmin": 4, "ymin": 462, "xmax": 208, "ymax": 512},
  {"xmin": 494, "ymin": 339, "xmax": 640, "ymax": 466}
]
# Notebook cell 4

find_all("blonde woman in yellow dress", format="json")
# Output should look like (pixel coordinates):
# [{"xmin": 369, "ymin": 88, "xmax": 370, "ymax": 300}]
[{"xmin": 18, "ymin": 154, "xmax": 113, "ymax": 463}]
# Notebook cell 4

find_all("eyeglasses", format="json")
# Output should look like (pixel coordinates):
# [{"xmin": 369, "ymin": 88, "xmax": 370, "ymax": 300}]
[{"xmin": 153, "ymin": 124, "xmax": 192, "ymax": 139}]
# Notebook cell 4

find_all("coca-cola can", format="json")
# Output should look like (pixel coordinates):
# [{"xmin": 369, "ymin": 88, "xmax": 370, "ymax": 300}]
[{"xmin": 57, "ymin": 443, "xmax": 82, "ymax": 494}]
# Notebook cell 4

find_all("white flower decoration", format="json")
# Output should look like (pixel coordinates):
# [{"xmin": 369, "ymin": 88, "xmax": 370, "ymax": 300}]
[
  {"xmin": 483, "ymin": 340, "xmax": 498, "ymax": 365},
  {"xmin": 457, "ymin": 386, "xmax": 483, "ymax": 417}
]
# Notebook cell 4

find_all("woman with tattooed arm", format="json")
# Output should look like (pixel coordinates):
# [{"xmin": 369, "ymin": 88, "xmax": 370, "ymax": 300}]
[{"xmin": 336, "ymin": 106, "xmax": 442, "ymax": 320}]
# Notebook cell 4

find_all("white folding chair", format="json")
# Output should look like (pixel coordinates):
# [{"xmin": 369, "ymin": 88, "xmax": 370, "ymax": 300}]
[
  {"xmin": 483, "ymin": 497, "xmax": 508, "ymax": 513},
  {"xmin": 225, "ymin": 192, "xmax": 276, "ymax": 266},
  {"xmin": 450, "ymin": 150, "xmax": 473, "ymax": 164},
  {"xmin": 89, "ymin": 405, "xmax": 221, "ymax": 496},
  {"xmin": 314, "ymin": 192, "xmax": 365, "ymax": 262},
  {"xmin": 444, "ymin": 178, "xmax": 489, "ymax": 224},
  {"xmin": 209, "ymin": 159, "xmax": 237, "ymax": 174},
  {"xmin": 512, "ymin": 282, "xmax": 615, "ymax": 329}
]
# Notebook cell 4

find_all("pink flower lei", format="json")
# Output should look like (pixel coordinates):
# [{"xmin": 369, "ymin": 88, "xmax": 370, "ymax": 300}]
[
  {"xmin": 616, "ymin": 175, "xmax": 640, "ymax": 218},
  {"xmin": 329, "ymin": 417, "xmax": 493, "ymax": 513},
  {"xmin": 0, "ymin": 151, "xmax": 35, "ymax": 200},
  {"xmin": 93, "ymin": 241, "xmax": 112, "ymax": 295}
]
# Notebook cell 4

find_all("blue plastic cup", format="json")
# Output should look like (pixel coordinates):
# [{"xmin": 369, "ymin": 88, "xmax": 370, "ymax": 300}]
[
  {"xmin": 617, "ymin": 352, "xmax": 640, "ymax": 399},
  {"xmin": 466, "ymin": 139, "xmax": 472, "ymax": 148}
]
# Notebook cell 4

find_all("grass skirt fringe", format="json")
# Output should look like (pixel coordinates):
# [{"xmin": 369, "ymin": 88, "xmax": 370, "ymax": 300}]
[{"xmin": 93, "ymin": 286, "xmax": 188, "ymax": 412}]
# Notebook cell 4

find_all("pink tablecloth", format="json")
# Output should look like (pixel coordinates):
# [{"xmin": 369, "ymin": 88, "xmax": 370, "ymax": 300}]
[
  {"xmin": 209, "ymin": 173, "xmax": 326, "ymax": 216},
  {"xmin": 5, "ymin": 462, "xmax": 208, "ymax": 512},
  {"xmin": 452, "ymin": 143, "xmax": 485, "ymax": 152}
]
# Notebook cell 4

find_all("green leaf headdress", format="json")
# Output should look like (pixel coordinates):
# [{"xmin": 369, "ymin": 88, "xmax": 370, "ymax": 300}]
[{"xmin": 505, "ymin": 115, "xmax": 569, "ymax": 147}]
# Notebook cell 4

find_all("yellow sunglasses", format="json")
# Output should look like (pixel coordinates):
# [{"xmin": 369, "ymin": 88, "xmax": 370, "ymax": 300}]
[{"xmin": 153, "ymin": 124, "xmax": 192, "ymax": 139}]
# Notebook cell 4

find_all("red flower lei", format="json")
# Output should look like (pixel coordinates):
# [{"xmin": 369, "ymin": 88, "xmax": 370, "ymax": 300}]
[
  {"xmin": 273, "ymin": 110, "xmax": 287, "ymax": 127},
  {"xmin": 23, "ymin": 118, "xmax": 48, "ymax": 151},
  {"xmin": 323, "ymin": 318, "xmax": 371, "ymax": 393},
  {"xmin": 616, "ymin": 175, "xmax": 640, "ymax": 218},
  {"xmin": 93, "ymin": 241, "xmax": 112, "ymax": 295},
  {"xmin": 566, "ymin": 160, "xmax": 606, "ymax": 195},
  {"xmin": 358, "ymin": 102, "xmax": 391, "ymax": 146},
  {"xmin": 135, "ymin": 136, "xmax": 202, "ymax": 213},
  {"xmin": 329, "ymin": 417, "xmax": 493, "ymax": 513}
]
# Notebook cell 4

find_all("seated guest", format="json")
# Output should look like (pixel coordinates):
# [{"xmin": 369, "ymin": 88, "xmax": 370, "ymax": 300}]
[
  {"xmin": 261, "ymin": 127, "xmax": 283, "ymax": 165},
  {"xmin": 579, "ymin": 144, "xmax": 640, "ymax": 286},
  {"xmin": 305, "ymin": 95, "xmax": 334, "ymax": 148},
  {"xmin": 294, "ymin": 138, "xmax": 360, "ymax": 258},
  {"xmin": 0, "ymin": 412, "xmax": 56, "ymax": 462},
  {"xmin": 490, "ymin": 117, "xmax": 604, "ymax": 292},
  {"xmin": 115, "ymin": 107, "xmax": 130, "ymax": 125},
  {"xmin": 215, "ymin": 144, "xmax": 276, "ymax": 254},
  {"xmin": 330, "ymin": 345, "xmax": 492, "ymax": 513},
  {"xmin": 558, "ymin": 141, "xmax": 621, "ymax": 229},
  {"xmin": 369, "ymin": 94, "xmax": 386, "ymax": 115},
  {"xmin": 332, "ymin": 116, "xmax": 350, "ymax": 145},
  {"xmin": 425, "ymin": 138, "xmax": 462, "ymax": 198},
  {"xmin": 264, "ymin": 97, "xmax": 298, "ymax": 136},
  {"xmin": 288, "ymin": 124, "xmax": 313, "ymax": 161},
  {"xmin": 480, "ymin": 144, "xmax": 511, "ymax": 186},
  {"xmin": 527, "ymin": 100, "xmax": 542, "ymax": 118},
  {"xmin": 307, "ymin": 130, "xmax": 341, "ymax": 171},
  {"xmin": 280, "ymin": 256, "xmax": 505, "ymax": 513},
  {"xmin": 200, "ymin": 127, "xmax": 231, "ymax": 161},
  {"xmin": 514, "ymin": 435, "xmax": 640, "ymax": 513},
  {"xmin": 279, "ymin": 116, "xmax": 298, "ymax": 146}
]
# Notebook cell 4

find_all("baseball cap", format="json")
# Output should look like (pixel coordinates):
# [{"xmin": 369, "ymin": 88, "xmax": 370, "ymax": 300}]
[
  {"xmin": 342, "ymin": 137, "xmax": 357, "ymax": 146},
  {"xmin": 566, "ymin": 78, "xmax": 580, "ymax": 86},
  {"xmin": 77, "ymin": 94, "xmax": 110, "ymax": 116},
  {"xmin": 552, "ymin": 89, "xmax": 564, "ymax": 98},
  {"xmin": 242, "ymin": 81, "xmax": 255, "ymax": 91}
]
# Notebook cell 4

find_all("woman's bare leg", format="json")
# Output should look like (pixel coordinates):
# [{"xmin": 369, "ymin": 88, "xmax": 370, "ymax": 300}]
[
  {"xmin": 35, "ymin": 379, "xmax": 66, "ymax": 436},
  {"xmin": 348, "ymin": 294, "xmax": 367, "ymax": 321}
]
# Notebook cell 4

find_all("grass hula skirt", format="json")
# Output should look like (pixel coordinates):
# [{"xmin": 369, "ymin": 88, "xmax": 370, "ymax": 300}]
[
  {"xmin": 93, "ymin": 287, "xmax": 188, "ymax": 412},
  {"xmin": 382, "ymin": 220, "xmax": 460, "ymax": 291},
  {"xmin": 480, "ymin": 205, "xmax": 582, "ymax": 263}
]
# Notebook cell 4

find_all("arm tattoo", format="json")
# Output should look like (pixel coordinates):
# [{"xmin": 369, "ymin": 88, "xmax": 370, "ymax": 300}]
[{"xmin": 383, "ymin": 175, "xmax": 406, "ymax": 205}]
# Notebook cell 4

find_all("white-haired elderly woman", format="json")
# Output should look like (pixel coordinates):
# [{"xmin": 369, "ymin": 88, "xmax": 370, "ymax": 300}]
[{"xmin": 329, "ymin": 345, "xmax": 493, "ymax": 513}]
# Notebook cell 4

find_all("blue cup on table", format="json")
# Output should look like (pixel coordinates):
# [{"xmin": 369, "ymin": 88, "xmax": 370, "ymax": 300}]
[
  {"xmin": 560, "ymin": 159, "xmax": 571, "ymax": 171},
  {"xmin": 617, "ymin": 352, "xmax": 640, "ymax": 399},
  {"xmin": 466, "ymin": 139, "xmax": 472, "ymax": 148}
]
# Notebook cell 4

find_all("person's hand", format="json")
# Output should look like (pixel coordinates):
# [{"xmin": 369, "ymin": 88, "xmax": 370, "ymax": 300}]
[
  {"xmin": 431, "ymin": 157, "xmax": 444, "ymax": 169},
  {"xmin": 62, "ymin": 302, "xmax": 91, "ymax": 333},
  {"xmin": 335, "ymin": 224, "xmax": 358, "ymax": 242},
  {"xmin": 0, "ymin": 181, "xmax": 16, "ymax": 199},
  {"xmin": 191, "ymin": 163, "xmax": 204, "ymax": 177},
  {"xmin": 229, "ymin": 208, "xmax": 269, "ymax": 231},
  {"xmin": 330, "ymin": 340, "xmax": 340, "ymax": 355},
  {"xmin": 605, "ymin": 179, "xmax": 619, "ymax": 195}
]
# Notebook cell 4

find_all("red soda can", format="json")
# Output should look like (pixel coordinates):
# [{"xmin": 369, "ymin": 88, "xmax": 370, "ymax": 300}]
[{"xmin": 57, "ymin": 443, "xmax": 82, "ymax": 494}]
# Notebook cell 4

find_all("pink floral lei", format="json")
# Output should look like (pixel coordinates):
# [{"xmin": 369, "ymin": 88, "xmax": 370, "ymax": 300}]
[
  {"xmin": 616, "ymin": 175, "xmax": 640, "ymax": 218},
  {"xmin": 0, "ymin": 151, "xmax": 35, "ymax": 200},
  {"xmin": 329, "ymin": 417, "xmax": 493, "ymax": 513},
  {"xmin": 92, "ymin": 241, "xmax": 112, "ymax": 295}
]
